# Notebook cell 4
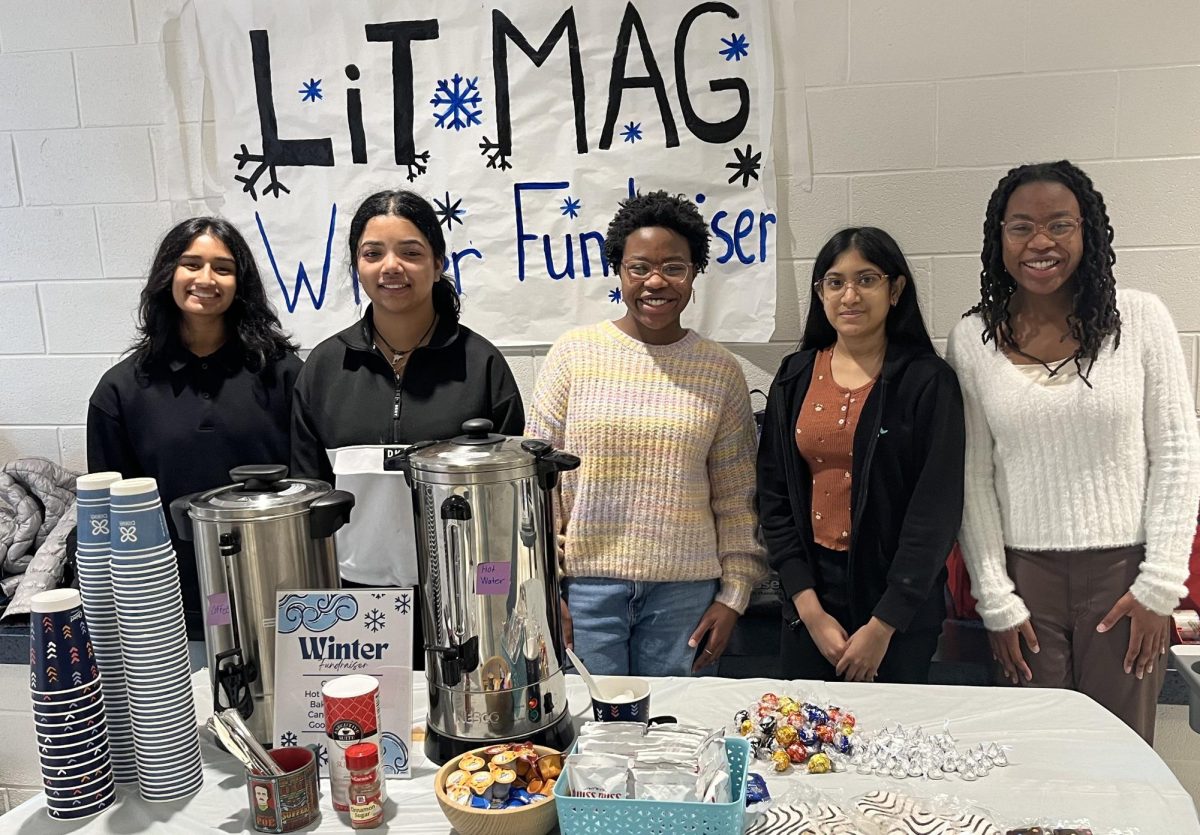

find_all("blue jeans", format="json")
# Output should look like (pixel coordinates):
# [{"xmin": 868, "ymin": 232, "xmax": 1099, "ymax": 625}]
[{"xmin": 563, "ymin": 577, "xmax": 720, "ymax": 677}]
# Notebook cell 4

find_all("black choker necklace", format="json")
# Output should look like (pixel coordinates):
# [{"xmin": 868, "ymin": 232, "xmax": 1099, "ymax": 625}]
[{"xmin": 375, "ymin": 315, "xmax": 437, "ymax": 366}]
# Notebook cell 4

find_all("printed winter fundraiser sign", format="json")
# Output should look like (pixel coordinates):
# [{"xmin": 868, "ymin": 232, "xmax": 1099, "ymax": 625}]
[{"xmin": 191, "ymin": 1, "xmax": 781, "ymax": 346}]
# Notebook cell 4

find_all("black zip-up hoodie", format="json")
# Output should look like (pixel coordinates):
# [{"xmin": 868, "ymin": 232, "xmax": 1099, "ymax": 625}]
[
  {"xmin": 757, "ymin": 342, "xmax": 965, "ymax": 633},
  {"xmin": 291, "ymin": 306, "xmax": 525, "ymax": 483}
]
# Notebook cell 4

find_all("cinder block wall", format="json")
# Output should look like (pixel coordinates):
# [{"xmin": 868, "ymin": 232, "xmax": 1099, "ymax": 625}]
[{"xmin": 2, "ymin": 0, "xmax": 1199, "ymax": 468}]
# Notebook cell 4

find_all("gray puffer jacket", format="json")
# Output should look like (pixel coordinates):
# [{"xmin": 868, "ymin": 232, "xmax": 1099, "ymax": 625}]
[{"xmin": 0, "ymin": 458, "xmax": 79, "ymax": 615}]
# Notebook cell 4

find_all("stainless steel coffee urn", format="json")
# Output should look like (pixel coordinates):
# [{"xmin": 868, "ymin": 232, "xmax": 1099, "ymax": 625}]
[
  {"xmin": 170, "ymin": 465, "xmax": 354, "ymax": 745},
  {"xmin": 392, "ymin": 419, "xmax": 579, "ymax": 764}
]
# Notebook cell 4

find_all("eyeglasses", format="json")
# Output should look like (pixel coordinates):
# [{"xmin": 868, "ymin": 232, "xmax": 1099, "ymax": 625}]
[
  {"xmin": 1001, "ymin": 217, "xmax": 1082, "ymax": 242},
  {"xmin": 620, "ymin": 260, "xmax": 694, "ymax": 284},
  {"xmin": 814, "ymin": 273, "xmax": 889, "ymax": 296}
]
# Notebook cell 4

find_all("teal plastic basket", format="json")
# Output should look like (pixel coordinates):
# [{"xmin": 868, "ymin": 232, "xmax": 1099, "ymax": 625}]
[{"xmin": 553, "ymin": 736, "xmax": 750, "ymax": 835}]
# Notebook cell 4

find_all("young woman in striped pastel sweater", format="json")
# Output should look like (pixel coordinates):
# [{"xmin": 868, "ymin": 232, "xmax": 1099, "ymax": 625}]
[{"xmin": 527, "ymin": 191, "xmax": 766, "ymax": 677}]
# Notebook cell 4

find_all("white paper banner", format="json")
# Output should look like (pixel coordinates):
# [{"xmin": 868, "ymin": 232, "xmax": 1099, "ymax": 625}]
[{"xmin": 191, "ymin": 0, "xmax": 782, "ymax": 347}]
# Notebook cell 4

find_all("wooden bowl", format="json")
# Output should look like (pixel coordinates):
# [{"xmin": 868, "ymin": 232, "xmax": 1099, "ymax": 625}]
[{"xmin": 433, "ymin": 744, "xmax": 560, "ymax": 835}]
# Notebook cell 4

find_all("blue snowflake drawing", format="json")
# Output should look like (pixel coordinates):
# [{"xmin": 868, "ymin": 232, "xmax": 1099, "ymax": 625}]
[
  {"xmin": 395, "ymin": 594, "xmax": 411, "ymax": 615},
  {"xmin": 561, "ymin": 196, "xmax": 581, "ymax": 219},
  {"xmin": 621, "ymin": 122, "xmax": 643, "ymax": 144},
  {"xmin": 719, "ymin": 33, "xmax": 750, "ymax": 62},
  {"xmin": 434, "ymin": 192, "xmax": 466, "ymax": 229},
  {"xmin": 298, "ymin": 78, "xmax": 323, "ymax": 102},
  {"xmin": 609, "ymin": 287, "xmax": 622, "ymax": 303},
  {"xmin": 432, "ymin": 74, "xmax": 483, "ymax": 131},
  {"xmin": 280, "ymin": 731, "xmax": 298, "ymax": 747},
  {"xmin": 364, "ymin": 609, "xmax": 385, "ymax": 633}
]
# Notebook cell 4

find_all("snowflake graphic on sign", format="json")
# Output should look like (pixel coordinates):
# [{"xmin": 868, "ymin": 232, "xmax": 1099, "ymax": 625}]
[
  {"xmin": 621, "ymin": 121, "xmax": 643, "ymax": 144},
  {"xmin": 432, "ymin": 73, "xmax": 483, "ymax": 131},
  {"xmin": 280, "ymin": 731, "xmax": 298, "ymax": 746},
  {"xmin": 609, "ymin": 287, "xmax": 622, "ymax": 304},
  {"xmin": 394, "ymin": 594, "xmax": 411, "ymax": 615},
  {"xmin": 364, "ymin": 609, "xmax": 385, "ymax": 632},
  {"xmin": 561, "ymin": 196, "xmax": 581, "ymax": 219}
]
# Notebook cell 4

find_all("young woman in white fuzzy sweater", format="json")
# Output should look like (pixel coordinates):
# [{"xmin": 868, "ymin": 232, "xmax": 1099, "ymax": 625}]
[{"xmin": 946, "ymin": 160, "xmax": 1200, "ymax": 743}]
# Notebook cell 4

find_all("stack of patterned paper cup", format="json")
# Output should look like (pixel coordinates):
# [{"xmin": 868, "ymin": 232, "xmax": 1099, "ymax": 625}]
[
  {"xmin": 29, "ymin": 589, "xmax": 116, "ymax": 822},
  {"xmin": 74, "ymin": 472, "xmax": 137, "ymax": 785},
  {"xmin": 109, "ymin": 477, "xmax": 203, "ymax": 802}
]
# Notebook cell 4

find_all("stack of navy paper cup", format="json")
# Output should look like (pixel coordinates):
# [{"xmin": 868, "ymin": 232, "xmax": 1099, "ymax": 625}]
[
  {"xmin": 29, "ymin": 589, "xmax": 116, "ymax": 822},
  {"xmin": 109, "ymin": 477, "xmax": 203, "ymax": 802},
  {"xmin": 74, "ymin": 472, "xmax": 138, "ymax": 785}
]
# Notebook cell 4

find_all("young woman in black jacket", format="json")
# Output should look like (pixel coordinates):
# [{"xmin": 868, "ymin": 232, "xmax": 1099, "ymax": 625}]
[
  {"xmin": 290, "ymin": 189, "xmax": 523, "ymax": 668},
  {"xmin": 757, "ymin": 227, "xmax": 964, "ymax": 683}
]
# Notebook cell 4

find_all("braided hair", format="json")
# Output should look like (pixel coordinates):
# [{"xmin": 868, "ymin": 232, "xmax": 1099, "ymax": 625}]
[{"xmin": 970, "ymin": 160, "xmax": 1120, "ymax": 384}]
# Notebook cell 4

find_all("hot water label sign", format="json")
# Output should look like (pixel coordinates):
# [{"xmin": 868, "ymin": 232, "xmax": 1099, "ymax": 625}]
[
  {"xmin": 272, "ymin": 590, "xmax": 414, "ymax": 778},
  {"xmin": 189, "ymin": 0, "xmax": 787, "ymax": 347},
  {"xmin": 476, "ymin": 561, "xmax": 512, "ymax": 595}
]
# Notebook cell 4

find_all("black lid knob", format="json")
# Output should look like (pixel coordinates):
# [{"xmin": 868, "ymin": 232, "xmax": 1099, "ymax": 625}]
[{"xmin": 462, "ymin": 418, "xmax": 493, "ymax": 438}]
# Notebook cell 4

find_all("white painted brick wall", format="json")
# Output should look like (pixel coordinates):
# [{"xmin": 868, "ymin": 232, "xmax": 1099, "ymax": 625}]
[
  {"xmin": 1, "ymin": 0, "xmax": 1199, "ymax": 472},
  {"xmin": 0, "ymin": 53, "xmax": 78, "ymax": 130},
  {"xmin": 14, "ymin": 127, "xmax": 156, "ymax": 205}
]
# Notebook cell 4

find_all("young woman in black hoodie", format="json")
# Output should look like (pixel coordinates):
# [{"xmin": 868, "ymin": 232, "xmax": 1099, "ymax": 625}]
[
  {"xmin": 291, "ymin": 189, "xmax": 524, "ymax": 667},
  {"xmin": 758, "ymin": 227, "xmax": 964, "ymax": 683}
]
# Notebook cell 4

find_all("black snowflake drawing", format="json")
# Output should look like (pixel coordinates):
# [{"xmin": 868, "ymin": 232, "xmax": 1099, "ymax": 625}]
[
  {"xmin": 478, "ymin": 136, "xmax": 511, "ymax": 170},
  {"xmin": 621, "ymin": 122, "xmax": 643, "ymax": 144},
  {"xmin": 395, "ymin": 594, "xmax": 411, "ymax": 615},
  {"xmin": 299, "ymin": 78, "xmax": 323, "ymax": 102},
  {"xmin": 561, "ymin": 196, "xmax": 581, "ymax": 219},
  {"xmin": 719, "ymin": 33, "xmax": 750, "ymax": 62},
  {"xmin": 726, "ymin": 144, "xmax": 762, "ymax": 188},
  {"xmin": 370, "ymin": 592, "xmax": 386, "ymax": 599},
  {"xmin": 280, "ymin": 731, "xmax": 298, "ymax": 747},
  {"xmin": 609, "ymin": 287, "xmax": 622, "ymax": 303},
  {"xmin": 233, "ymin": 144, "xmax": 291, "ymax": 201},
  {"xmin": 404, "ymin": 150, "xmax": 431, "ymax": 183},
  {"xmin": 317, "ymin": 744, "xmax": 329, "ymax": 766},
  {"xmin": 434, "ymin": 192, "xmax": 466, "ymax": 229},
  {"xmin": 432, "ymin": 74, "xmax": 483, "ymax": 131},
  {"xmin": 364, "ymin": 609, "xmax": 385, "ymax": 633}
]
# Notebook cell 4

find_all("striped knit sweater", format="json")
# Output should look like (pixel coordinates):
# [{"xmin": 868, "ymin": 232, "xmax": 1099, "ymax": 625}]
[
  {"xmin": 946, "ymin": 288, "xmax": 1200, "ymax": 631},
  {"xmin": 527, "ymin": 320, "xmax": 766, "ymax": 614}
]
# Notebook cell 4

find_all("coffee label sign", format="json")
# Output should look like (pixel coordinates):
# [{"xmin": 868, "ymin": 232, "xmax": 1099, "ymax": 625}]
[{"xmin": 273, "ymin": 590, "xmax": 414, "ymax": 777}]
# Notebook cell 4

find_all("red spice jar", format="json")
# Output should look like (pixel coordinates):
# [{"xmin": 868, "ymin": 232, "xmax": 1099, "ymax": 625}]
[{"xmin": 345, "ymin": 742, "xmax": 383, "ymax": 829}]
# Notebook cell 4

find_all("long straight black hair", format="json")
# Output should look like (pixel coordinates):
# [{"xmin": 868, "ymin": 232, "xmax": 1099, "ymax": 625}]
[
  {"xmin": 131, "ymin": 216, "xmax": 295, "ymax": 375},
  {"xmin": 800, "ymin": 227, "xmax": 935, "ymax": 353}
]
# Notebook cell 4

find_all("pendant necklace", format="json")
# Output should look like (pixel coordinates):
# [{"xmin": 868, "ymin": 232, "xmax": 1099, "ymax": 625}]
[{"xmin": 375, "ymin": 315, "xmax": 437, "ymax": 370}]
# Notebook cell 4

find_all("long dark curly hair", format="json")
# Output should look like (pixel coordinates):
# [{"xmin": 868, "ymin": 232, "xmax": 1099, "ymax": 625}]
[
  {"xmin": 131, "ymin": 217, "xmax": 296, "ymax": 375},
  {"xmin": 970, "ymin": 160, "xmax": 1120, "ymax": 383}
]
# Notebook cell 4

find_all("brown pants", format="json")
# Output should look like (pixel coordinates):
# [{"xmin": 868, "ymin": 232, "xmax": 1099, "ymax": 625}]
[{"xmin": 1006, "ymin": 545, "xmax": 1165, "ymax": 743}]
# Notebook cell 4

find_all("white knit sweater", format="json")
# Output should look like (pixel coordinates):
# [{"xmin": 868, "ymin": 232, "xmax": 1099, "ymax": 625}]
[{"xmin": 946, "ymin": 289, "xmax": 1200, "ymax": 631}]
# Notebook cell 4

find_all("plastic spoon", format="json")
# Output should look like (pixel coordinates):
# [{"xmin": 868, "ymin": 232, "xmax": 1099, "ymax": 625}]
[{"xmin": 566, "ymin": 647, "xmax": 610, "ymax": 700}]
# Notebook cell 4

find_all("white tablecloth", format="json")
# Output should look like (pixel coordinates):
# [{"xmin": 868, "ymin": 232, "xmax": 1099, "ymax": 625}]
[{"xmin": 3, "ymin": 672, "xmax": 1196, "ymax": 833}]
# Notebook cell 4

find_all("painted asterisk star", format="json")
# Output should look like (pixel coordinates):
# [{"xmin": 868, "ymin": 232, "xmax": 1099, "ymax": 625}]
[
  {"xmin": 561, "ymin": 196, "xmax": 581, "ymax": 219},
  {"xmin": 620, "ymin": 122, "xmax": 643, "ymax": 143},
  {"xmin": 608, "ymin": 287, "xmax": 622, "ymax": 303},
  {"xmin": 432, "ymin": 192, "xmax": 466, "ymax": 230},
  {"xmin": 719, "ymin": 33, "xmax": 750, "ymax": 62},
  {"xmin": 299, "ymin": 78, "xmax": 323, "ymax": 102},
  {"xmin": 725, "ymin": 144, "xmax": 762, "ymax": 188}
]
